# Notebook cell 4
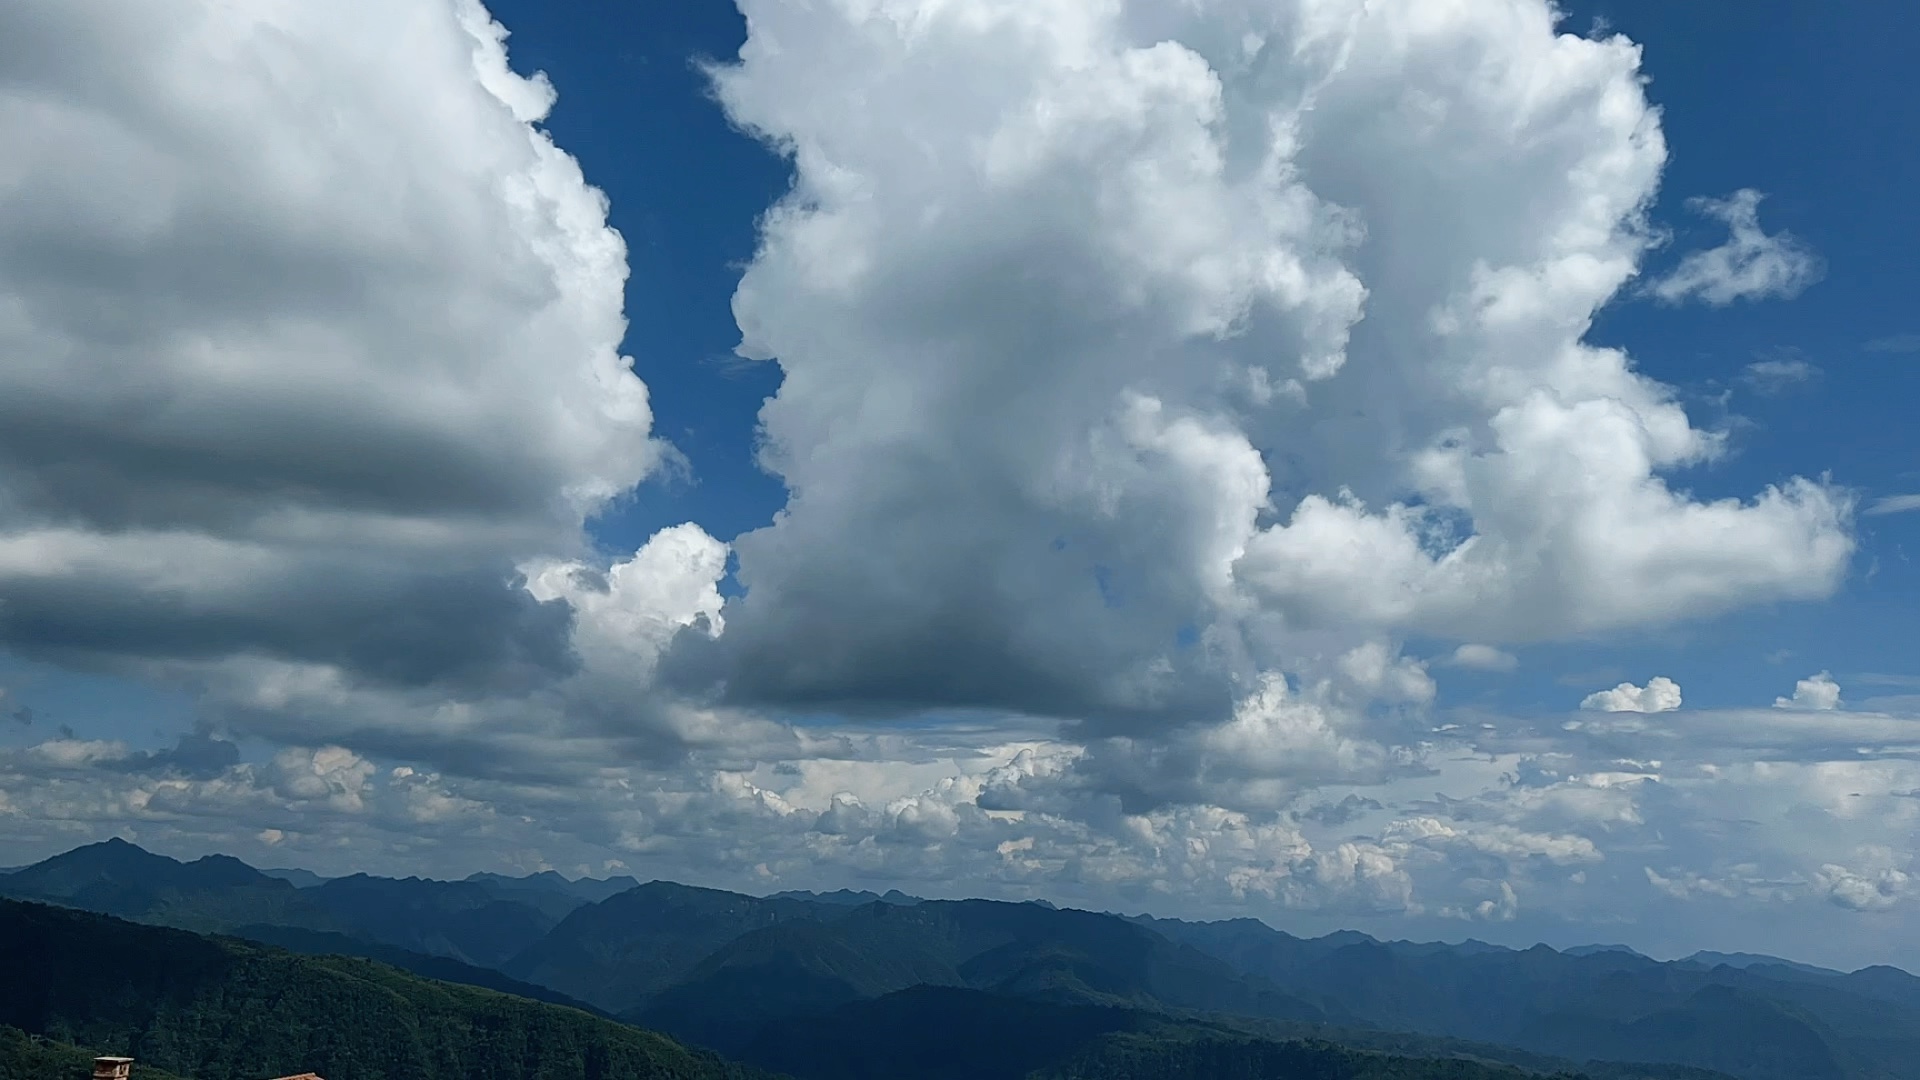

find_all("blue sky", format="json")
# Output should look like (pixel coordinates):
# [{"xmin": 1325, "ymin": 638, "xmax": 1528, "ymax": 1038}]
[{"xmin": 1, "ymin": 0, "xmax": 1918, "ymax": 970}]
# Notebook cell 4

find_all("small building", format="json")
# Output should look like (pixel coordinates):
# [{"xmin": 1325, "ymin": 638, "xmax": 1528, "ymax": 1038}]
[{"xmin": 93, "ymin": 1057, "xmax": 324, "ymax": 1080}]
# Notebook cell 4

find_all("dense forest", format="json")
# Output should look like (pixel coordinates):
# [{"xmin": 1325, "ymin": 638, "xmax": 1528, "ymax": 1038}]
[
  {"xmin": 0, "ymin": 901, "xmax": 765, "ymax": 1080},
  {"xmin": 0, "ymin": 1027, "xmax": 184, "ymax": 1080}
]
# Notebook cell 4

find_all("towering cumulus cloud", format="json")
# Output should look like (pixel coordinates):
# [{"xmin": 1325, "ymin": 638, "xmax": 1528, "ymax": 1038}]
[
  {"xmin": 677, "ymin": 0, "xmax": 1851, "ymax": 728},
  {"xmin": 0, "ymin": 0, "xmax": 666, "ymax": 689}
]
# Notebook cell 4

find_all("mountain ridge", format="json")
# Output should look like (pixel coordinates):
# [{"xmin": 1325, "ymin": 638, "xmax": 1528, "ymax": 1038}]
[{"xmin": 6, "ymin": 840, "xmax": 1916, "ymax": 1080}]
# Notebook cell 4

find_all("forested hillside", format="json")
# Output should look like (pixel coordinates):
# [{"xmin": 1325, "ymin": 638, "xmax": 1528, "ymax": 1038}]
[
  {"xmin": 0, "ymin": 900, "xmax": 765, "ymax": 1080},
  {"xmin": 0, "ymin": 1027, "xmax": 184, "ymax": 1080}
]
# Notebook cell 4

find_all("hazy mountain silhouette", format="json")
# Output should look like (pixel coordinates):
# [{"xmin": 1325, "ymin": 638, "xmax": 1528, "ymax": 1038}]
[
  {"xmin": 768, "ymin": 888, "xmax": 922, "ymax": 907},
  {"xmin": 468, "ymin": 869, "xmax": 642, "ymax": 905},
  {"xmin": 502, "ymin": 881, "xmax": 833, "ymax": 1013},
  {"xmin": 9, "ymin": 839, "xmax": 1920, "ymax": 1080},
  {"xmin": 258, "ymin": 866, "xmax": 328, "ymax": 888}
]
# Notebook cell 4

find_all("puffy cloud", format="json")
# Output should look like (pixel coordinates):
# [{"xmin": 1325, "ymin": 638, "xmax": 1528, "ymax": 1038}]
[
  {"xmin": 1581, "ymin": 677, "xmax": 1683, "ymax": 714},
  {"xmin": 522, "ymin": 523, "xmax": 730, "ymax": 676},
  {"xmin": 1447, "ymin": 644, "xmax": 1519, "ymax": 673},
  {"xmin": 1050, "ymin": 670, "xmax": 1424, "ymax": 816},
  {"xmin": 672, "ymin": 0, "xmax": 1850, "ymax": 735},
  {"xmin": 270, "ymin": 746, "xmax": 378, "ymax": 813},
  {"xmin": 1815, "ymin": 858, "xmax": 1914, "ymax": 912},
  {"xmin": 1648, "ymin": 189, "xmax": 1824, "ymax": 306},
  {"xmin": 1437, "ymin": 880, "xmax": 1519, "ymax": 923},
  {"xmin": 1775, "ymin": 671, "xmax": 1842, "ymax": 711},
  {"xmin": 0, "ymin": 0, "xmax": 667, "ymax": 689}
]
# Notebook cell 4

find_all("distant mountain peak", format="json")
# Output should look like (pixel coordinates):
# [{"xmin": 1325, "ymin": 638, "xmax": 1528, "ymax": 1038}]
[
  {"xmin": 765, "ymin": 887, "xmax": 924, "ymax": 906},
  {"xmin": 1564, "ymin": 943, "xmax": 1649, "ymax": 959},
  {"xmin": 1684, "ymin": 949, "xmax": 1841, "ymax": 976}
]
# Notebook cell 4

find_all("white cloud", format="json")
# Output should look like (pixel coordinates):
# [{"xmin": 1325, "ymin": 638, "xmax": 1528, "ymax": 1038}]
[
  {"xmin": 1448, "ymin": 644, "xmax": 1520, "ymax": 673},
  {"xmin": 1582, "ymin": 677, "xmax": 1683, "ymax": 714},
  {"xmin": 522, "ymin": 523, "xmax": 730, "ymax": 676},
  {"xmin": 1775, "ymin": 671, "xmax": 1842, "ymax": 711},
  {"xmin": 1742, "ymin": 355, "xmax": 1820, "ymax": 394},
  {"xmin": 1474, "ymin": 881, "xmax": 1520, "ymax": 923},
  {"xmin": 0, "ymin": 0, "xmax": 667, "ymax": 687},
  {"xmin": 1389, "ymin": 817, "xmax": 1600, "ymax": 866},
  {"xmin": 1648, "ymin": 189, "xmax": 1824, "ymax": 306},
  {"xmin": 1814, "ymin": 853, "xmax": 1915, "ymax": 912},
  {"xmin": 682, "ymin": 0, "xmax": 1852, "ymax": 739},
  {"xmin": 1864, "ymin": 333, "xmax": 1920, "ymax": 355},
  {"xmin": 1645, "ymin": 866, "xmax": 1740, "ymax": 901},
  {"xmin": 1865, "ymin": 495, "xmax": 1920, "ymax": 517}
]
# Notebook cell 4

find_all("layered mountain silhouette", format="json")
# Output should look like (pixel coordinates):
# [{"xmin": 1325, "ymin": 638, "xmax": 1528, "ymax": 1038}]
[
  {"xmin": 0, "ymin": 897, "xmax": 1710, "ymax": 1080},
  {"xmin": 8, "ymin": 839, "xmax": 1917, "ymax": 1080},
  {"xmin": 0, "ymin": 839, "xmax": 614, "ymax": 989}
]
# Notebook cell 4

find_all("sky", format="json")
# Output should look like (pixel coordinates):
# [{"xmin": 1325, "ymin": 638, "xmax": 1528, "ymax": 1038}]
[{"xmin": 1, "ymin": 0, "xmax": 1917, "ymax": 971}]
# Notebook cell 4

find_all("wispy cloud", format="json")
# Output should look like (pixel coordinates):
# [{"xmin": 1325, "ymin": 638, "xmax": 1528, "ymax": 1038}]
[
  {"xmin": 1446, "ymin": 644, "xmax": 1519, "ymax": 673},
  {"xmin": 1649, "ymin": 189, "xmax": 1824, "ymax": 306},
  {"xmin": 1742, "ymin": 351, "xmax": 1821, "ymax": 395},
  {"xmin": 1865, "ymin": 333, "xmax": 1920, "ymax": 355},
  {"xmin": 1865, "ymin": 495, "xmax": 1920, "ymax": 517}
]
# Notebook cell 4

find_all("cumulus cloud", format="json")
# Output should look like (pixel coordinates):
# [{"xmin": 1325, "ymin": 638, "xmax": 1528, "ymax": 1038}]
[
  {"xmin": 1582, "ymin": 677, "xmax": 1683, "ymax": 714},
  {"xmin": 1775, "ymin": 671, "xmax": 1842, "ymax": 711},
  {"xmin": 523, "ymin": 524, "xmax": 730, "ymax": 677},
  {"xmin": 1814, "ymin": 851, "xmax": 1915, "ymax": 912},
  {"xmin": 1057, "ymin": 668, "xmax": 1419, "ymax": 815},
  {"xmin": 670, "ymin": 0, "xmax": 1851, "ymax": 734},
  {"xmin": 1648, "ymin": 189, "xmax": 1824, "ymax": 306},
  {"xmin": 0, "ymin": 0, "xmax": 670, "ymax": 689}
]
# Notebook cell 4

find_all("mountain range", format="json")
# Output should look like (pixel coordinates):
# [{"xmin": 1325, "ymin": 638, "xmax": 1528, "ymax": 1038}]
[{"xmin": 6, "ymin": 840, "xmax": 1917, "ymax": 1080}]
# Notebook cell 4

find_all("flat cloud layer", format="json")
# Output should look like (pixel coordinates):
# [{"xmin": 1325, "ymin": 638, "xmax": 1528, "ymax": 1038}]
[{"xmin": 0, "ymin": 0, "xmax": 1899, "ymax": 968}]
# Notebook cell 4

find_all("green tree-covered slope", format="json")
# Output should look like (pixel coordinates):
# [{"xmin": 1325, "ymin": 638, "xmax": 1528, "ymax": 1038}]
[{"xmin": 0, "ymin": 899, "xmax": 765, "ymax": 1080}]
